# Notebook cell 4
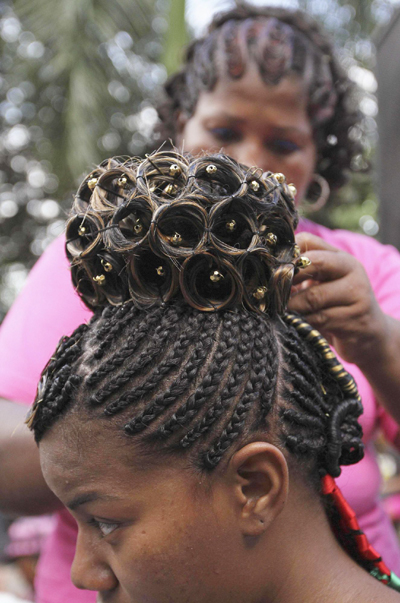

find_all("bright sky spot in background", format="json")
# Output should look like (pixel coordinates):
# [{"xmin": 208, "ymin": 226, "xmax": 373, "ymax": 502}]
[
  {"xmin": 185, "ymin": 0, "xmax": 400, "ymax": 36},
  {"xmin": 186, "ymin": 0, "xmax": 298, "ymax": 35}
]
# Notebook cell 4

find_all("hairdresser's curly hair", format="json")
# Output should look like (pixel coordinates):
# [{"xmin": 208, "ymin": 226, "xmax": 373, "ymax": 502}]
[{"xmin": 157, "ymin": 4, "xmax": 362, "ymax": 191}]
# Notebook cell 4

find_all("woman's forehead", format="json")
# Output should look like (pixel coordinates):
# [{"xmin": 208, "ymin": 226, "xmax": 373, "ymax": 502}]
[
  {"xmin": 39, "ymin": 417, "xmax": 204, "ymax": 503},
  {"xmin": 192, "ymin": 70, "xmax": 311, "ymax": 131}
]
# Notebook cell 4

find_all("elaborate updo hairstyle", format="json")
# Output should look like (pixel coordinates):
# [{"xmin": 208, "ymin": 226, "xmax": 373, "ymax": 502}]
[
  {"xmin": 28, "ymin": 150, "xmax": 396, "ymax": 583},
  {"xmin": 28, "ymin": 150, "xmax": 362, "ymax": 477},
  {"xmin": 157, "ymin": 3, "xmax": 362, "ymax": 191}
]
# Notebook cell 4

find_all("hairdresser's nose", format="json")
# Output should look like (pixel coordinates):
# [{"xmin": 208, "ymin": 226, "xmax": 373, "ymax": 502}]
[
  {"xmin": 232, "ymin": 137, "xmax": 279, "ymax": 174},
  {"xmin": 71, "ymin": 529, "xmax": 118, "ymax": 592}
]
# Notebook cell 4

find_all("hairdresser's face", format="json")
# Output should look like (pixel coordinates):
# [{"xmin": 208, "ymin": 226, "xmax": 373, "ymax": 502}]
[
  {"xmin": 178, "ymin": 70, "xmax": 316, "ymax": 205},
  {"xmin": 40, "ymin": 420, "xmax": 258, "ymax": 603}
]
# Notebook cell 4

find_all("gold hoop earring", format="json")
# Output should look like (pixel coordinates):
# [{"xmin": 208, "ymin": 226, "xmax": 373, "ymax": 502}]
[{"xmin": 302, "ymin": 174, "xmax": 330, "ymax": 213}]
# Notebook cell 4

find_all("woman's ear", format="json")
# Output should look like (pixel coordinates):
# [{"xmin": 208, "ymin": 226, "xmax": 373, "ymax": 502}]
[{"xmin": 228, "ymin": 442, "xmax": 289, "ymax": 537}]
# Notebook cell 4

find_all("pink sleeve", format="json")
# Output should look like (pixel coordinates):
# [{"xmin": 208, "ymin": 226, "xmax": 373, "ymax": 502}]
[{"xmin": 0, "ymin": 236, "xmax": 92, "ymax": 405}]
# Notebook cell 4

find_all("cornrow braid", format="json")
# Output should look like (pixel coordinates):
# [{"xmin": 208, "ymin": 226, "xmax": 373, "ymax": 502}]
[
  {"xmin": 93, "ymin": 303, "xmax": 140, "ymax": 360},
  {"xmin": 86, "ymin": 304, "xmax": 172, "ymax": 389},
  {"xmin": 157, "ymin": 311, "xmax": 242, "ymax": 438},
  {"xmin": 179, "ymin": 314, "xmax": 261, "ymax": 448},
  {"xmin": 124, "ymin": 311, "xmax": 222, "ymax": 435},
  {"xmin": 97, "ymin": 311, "xmax": 203, "ymax": 412},
  {"xmin": 26, "ymin": 323, "xmax": 88, "ymax": 439},
  {"xmin": 203, "ymin": 313, "xmax": 273, "ymax": 469}
]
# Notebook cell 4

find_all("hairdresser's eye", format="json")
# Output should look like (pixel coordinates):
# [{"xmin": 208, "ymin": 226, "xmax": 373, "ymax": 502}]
[
  {"xmin": 209, "ymin": 127, "xmax": 241, "ymax": 144},
  {"xmin": 268, "ymin": 139, "xmax": 300, "ymax": 155},
  {"xmin": 90, "ymin": 519, "xmax": 119, "ymax": 537}
]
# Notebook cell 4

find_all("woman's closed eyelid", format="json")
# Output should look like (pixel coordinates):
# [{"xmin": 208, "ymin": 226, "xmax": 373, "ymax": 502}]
[
  {"xmin": 267, "ymin": 139, "xmax": 301, "ymax": 154},
  {"xmin": 208, "ymin": 126, "xmax": 241, "ymax": 142},
  {"xmin": 89, "ymin": 518, "xmax": 119, "ymax": 537}
]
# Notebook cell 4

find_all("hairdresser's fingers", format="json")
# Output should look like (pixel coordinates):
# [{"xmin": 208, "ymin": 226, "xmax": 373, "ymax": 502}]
[
  {"xmin": 292, "ymin": 249, "xmax": 356, "ymax": 285},
  {"xmin": 295, "ymin": 231, "xmax": 338, "ymax": 253},
  {"xmin": 288, "ymin": 278, "xmax": 355, "ymax": 316}
]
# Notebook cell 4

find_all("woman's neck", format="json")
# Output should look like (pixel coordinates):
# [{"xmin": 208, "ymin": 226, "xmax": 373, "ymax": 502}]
[{"xmin": 259, "ymin": 490, "xmax": 400, "ymax": 603}]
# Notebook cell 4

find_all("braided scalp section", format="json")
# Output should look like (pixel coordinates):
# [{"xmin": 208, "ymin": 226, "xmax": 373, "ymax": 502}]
[
  {"xmin": 278, "ymin": 317, "xmax": 364, "ymax": 479},
  {"xmin": 203, "ymin": 315, "xmax": 278, "ymax": 469},
  {"xmin": 27, "ymin": 322, "xmax": 91, "ymax": 442}
]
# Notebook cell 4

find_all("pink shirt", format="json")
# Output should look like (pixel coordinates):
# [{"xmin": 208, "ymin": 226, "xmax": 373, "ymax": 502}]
[{"xmin": 1, "ymin": 221, "xmax": 400, "ymax": 602}]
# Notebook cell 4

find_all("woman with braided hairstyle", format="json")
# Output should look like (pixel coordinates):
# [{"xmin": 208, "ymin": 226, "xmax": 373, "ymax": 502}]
[
  {"xmin": 2, "ymin": 5, "xmax": 400, "ymax": 603},
  {"xmin": 28, "ymin": 151, "xmax": 400, "ymax": 602}
]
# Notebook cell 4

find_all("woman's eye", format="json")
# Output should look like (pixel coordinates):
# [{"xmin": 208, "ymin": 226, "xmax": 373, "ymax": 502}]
[
  {"xmin": 90, "ymin": 519, "xmax": 119, "ymax": 537},
  {"xmin": 209, "ymin": 127, "xmax": 241, "ymax": 143},
  {"xmin": 268, "ymin": 139, "xmax": 300, "ymax": 155}
]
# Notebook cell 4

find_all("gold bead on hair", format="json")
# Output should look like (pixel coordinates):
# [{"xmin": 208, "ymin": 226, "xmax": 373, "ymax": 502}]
[
  {"xmin": 206, "ymin": 164, "xmax": 217, "ymax": 175},
  {"xmin": 117, "ymin": 176, "xmax": 128, "ymax": 187},
  {"xmin": 171, "ymin": 232, "xmax": 182, "ymax": 246},
  {"xmin": 266, "ymin": 232, "xmax": 277, "ymax": 247},
  {"xmin": 93, "ymin": 274, "xmax": 106, "ymax": 285},
  {"xmin": 169, "ymin": 164, "xmax": 181, "ymax": 177},
  {"xmin": 253, "ymin": 286, "xmax": 267, "ymax": 300},
  {"xmin": 288, "ymin": 183, "xmax": 297, "ymax": 197},
  {"xmin": 210, "ymin": 270, "xmax": 223, "ymax": 283},
  {"xmin": 101, "ymin": 259, "xmax": 113, "ymax": 272},
  {"xmin": 133, "ymin": 219, "xmax": 143, "ymax": 235},
  {"xmin": 226, "ymin": 219, "xmax": 237, "ymax": 232},
  {"xmin": 156, "ymin": 265, "xmax": 165, "ymax": 276},
  {"xmin": 293, "ymin": 244, "xmax": 301, "ymax": 258},
  {"xmin": 250, "ymin": 180, "xmax": 260, "ymax": 192},
  {"xmin": 78, "ymin": 225, "xmax": 86, "ymax": 236},
  {"xmin": 87, "ymin": 177, "xmax": 98, "ymax": 190},
  {"xmin": 274, "ymin": 173, "xmax": 286, "ymax": 184},
  {"xmin": 297, "ymin": 256, "xmax": 311, "ymax": 269},
  {"xmin": 164, "ymin": 184, "xmax": 174, "ymax": 195}
]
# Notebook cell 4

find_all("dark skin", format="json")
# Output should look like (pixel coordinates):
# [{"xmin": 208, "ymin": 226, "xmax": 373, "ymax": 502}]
[
  {"xmin": 178, "ymin": 68, "xmax": 400, "ymax": 427},
  {"xmin": 40, "ymin": 413, "xmax": 400, "ymax": 603}
]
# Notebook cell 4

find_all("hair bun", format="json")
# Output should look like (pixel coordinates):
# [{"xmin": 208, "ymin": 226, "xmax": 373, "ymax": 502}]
[{"xmin": 66, "ymin": 150, "xmax": 304, "ymax": 315}]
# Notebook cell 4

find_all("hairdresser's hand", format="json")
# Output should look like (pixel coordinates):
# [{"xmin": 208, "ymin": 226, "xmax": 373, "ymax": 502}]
[{"xmin": 288, "ymin": 232, "xmax": 390, "ymax": 369}]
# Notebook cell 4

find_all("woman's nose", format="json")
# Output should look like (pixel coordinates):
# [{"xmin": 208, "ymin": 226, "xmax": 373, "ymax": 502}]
[
  {"xmin": 233, "ymin": 139, "xmax": 277, "ymax": 173},
  {"xmin": 71, "ymin": 530, "xmax": 118, "ymax": 592}
]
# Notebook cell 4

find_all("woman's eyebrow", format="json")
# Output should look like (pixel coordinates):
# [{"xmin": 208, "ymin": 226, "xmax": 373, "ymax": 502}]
[{"xmin": 67, "ymin": 491, "xmax": 119, "ymax": 510}]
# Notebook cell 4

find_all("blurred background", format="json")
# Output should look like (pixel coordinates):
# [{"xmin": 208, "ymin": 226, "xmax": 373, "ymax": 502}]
[
  {"xmin": 0, "ymin": 0, "xmax": 398, "ymax": 321},
  {"xmin": 1, "ymin": 1, "xmax": 400, "ymax": 599}
]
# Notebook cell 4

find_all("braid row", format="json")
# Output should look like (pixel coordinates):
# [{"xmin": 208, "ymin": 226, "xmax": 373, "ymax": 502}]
[
  {"xmin": 179, "ymin": 314, "xmax": 253, "ymax": 448},
  {"xmin": 86, "ymin": 304, "xmax": 168, "ymax": 389},
  {"xmin": 102, "ymin": 310, "xmax": 205, "ymax": 416},
  {"xmin": 88, "ymin": 305, "xmax": 184, "ymax": 404},
  {"xmin": 123, "ymin": 312, "xmax": 220, "ymax": 435},
  {"xmin": 157, "ymin": 312, "xmax": 242, "ymax": 438},
  {"xmin": 93, "ymin": 303, "xmax": 140, "ymax": 360},
  {"xmin": 26, "ymin": 323, "xmax": 88, "ymax": 440},
  {"xmin": 281, "ymin": 313, "xmax": 364, "ymax": 477},
  {"xmin": 203, "ymin": 314, "xmax": 272, "ymax": 469}
]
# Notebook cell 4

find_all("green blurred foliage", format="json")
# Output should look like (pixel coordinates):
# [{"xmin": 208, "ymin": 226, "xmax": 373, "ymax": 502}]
[
  {"xmin": 0, "ymin": 0, "xmax": 169, "ymax": 319},
  {"xmin": 293, "ymin": 0, "xmax": 399, "ymax": 234}
]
